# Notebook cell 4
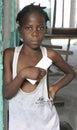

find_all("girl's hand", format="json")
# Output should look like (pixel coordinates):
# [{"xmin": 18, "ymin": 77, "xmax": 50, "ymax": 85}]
[
  {"xmin": 21, "ymin": 66, "xmax": 46, "ymax": 81},
  {"xmin": 49, "ymin": 85, "xmax": 57, "ymax": 104}
]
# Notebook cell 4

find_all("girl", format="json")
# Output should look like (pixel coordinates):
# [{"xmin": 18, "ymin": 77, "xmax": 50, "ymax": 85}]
[{"xmin": 3, "ymin": 3, "xmax": 75, "ymax": 130}]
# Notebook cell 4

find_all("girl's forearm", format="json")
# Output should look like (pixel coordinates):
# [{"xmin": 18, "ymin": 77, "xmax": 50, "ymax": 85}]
[{"xmin": 3, "ymin": 71, "xmax": 25, "ymax": 99}]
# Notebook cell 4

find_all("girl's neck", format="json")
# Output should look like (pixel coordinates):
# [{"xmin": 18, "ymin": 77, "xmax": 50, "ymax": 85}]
[{"xmin": 22, "ymin": 44, "xmax": 41, "ymax": 56}]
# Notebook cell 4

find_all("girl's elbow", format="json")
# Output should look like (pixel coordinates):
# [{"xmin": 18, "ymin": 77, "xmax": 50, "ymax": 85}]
[
  {"xmin": 70, "ymin": 71, "xmax": 76, "ymax": 80},
  {"xmin": 3, "ymin": 92, "xmax": 9, "ymax": 100},
  {"xmin": 2, "ymin": 89, "xmax": 12, "ymax": 100}
]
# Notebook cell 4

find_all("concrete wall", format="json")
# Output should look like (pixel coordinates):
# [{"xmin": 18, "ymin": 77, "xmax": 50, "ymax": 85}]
[{"xmin": 0, "ymin": 0, "xmax": 3, "ymax": 129}]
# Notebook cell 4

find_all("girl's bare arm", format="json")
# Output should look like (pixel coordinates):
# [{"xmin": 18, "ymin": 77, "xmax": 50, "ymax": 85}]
[{"xmin": 48, "ymin": 49, "xmax": 75, "ymax": 100}]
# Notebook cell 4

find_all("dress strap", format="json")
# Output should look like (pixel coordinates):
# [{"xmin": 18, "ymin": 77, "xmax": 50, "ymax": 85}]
[
  {"xmin": 12, "ymin": 45, "xmax": 23, "ymax": 79},
  {"xmin": 40, "ymin": 46, "xmax": 47, "ymax": 57}
]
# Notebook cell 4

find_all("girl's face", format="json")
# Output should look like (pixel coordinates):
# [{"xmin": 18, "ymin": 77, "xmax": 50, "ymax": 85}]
[{"xmin": 19, "ymin": 12, "xmax": 46, "ymax": 49}]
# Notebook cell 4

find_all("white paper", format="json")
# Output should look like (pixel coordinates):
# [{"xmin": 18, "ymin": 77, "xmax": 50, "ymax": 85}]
[{"xmin": 27, "ymin": 56, "xmax": 52, "ymax": 84}]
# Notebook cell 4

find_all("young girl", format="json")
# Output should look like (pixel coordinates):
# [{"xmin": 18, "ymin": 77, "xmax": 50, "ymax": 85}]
[{"xmin": 3, "ymin": 3, "xmax": 75, "ymax": 130}]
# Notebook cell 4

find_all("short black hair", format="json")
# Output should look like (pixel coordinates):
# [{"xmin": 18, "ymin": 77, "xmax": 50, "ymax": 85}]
[{"xmin": 16, "ymin": 3, "xmax": 50, "ymax": 26}]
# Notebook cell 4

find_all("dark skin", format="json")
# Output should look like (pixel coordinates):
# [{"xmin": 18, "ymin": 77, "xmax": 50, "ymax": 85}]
[{"xmin": 3, "ymin": 11, "xmax": 75, "ymax": 100}]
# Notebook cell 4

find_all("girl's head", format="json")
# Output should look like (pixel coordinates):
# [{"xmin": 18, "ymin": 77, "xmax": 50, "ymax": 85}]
[
  {"xmin": 16, "ymin": 3, "xmax": 49, "ymax": 27},
  {"xmin": 16, "ymin": 3, "xmax": 50, "ymax": 48}
]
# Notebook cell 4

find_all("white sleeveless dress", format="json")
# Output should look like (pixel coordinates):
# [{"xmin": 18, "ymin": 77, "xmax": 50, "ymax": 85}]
[{"xmin": 9, "ymin": 45, "xmax": 60, "ymax": 130}]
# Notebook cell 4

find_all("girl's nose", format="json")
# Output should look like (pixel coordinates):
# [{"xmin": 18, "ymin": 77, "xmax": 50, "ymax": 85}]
[{"xmin": 32, "ymin": 28, "xmax": 38, "ymax": 36}]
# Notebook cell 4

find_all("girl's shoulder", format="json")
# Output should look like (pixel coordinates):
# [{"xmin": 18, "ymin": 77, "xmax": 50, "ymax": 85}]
[
  {"xmin": 3, "ymin": 47, "xmax": 15, "ymax": 63},
  {"xmin": 3, "ymin": 47, "xmax": 15, "ymax": 53},
  {"xmin": 46, "ymin": 47, "xmax": 62, "ymax": 63},
  {"xmin": 47, "ymin": 47, "xmax": 59, "ymax": 57}
]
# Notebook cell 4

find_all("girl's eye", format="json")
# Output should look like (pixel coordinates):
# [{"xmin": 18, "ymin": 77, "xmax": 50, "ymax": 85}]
[
  {"xmin": 37, "ymin": 26, "xmax": 45, "ymax": 31},
  {"xmin": 24, "ymin": 26, "xmax": 32, "ymax": 31}
]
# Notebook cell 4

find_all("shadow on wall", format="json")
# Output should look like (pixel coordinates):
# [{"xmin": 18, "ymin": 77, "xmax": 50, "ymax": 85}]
[{"xmin": 60, "ymin": 121, "xmax": 73, "ymax": 130}]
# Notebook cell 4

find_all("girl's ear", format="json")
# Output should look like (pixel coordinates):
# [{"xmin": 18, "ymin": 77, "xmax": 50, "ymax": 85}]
[
  {"xmin": 18, "ymin": 26, "xmax": 23, "ymax": 40},
  {"xmin": 45, "ymin": 26, "xmax": 51, "ymax": 34},
  {"xmin": 45, "ymin": 26, "xmax": 48, "ymax": 34},
  {"xmin": 18, "ymin": 26, "xmax": 22, "ymax": 34},
  {"xmin": 46, "ymin": 26, "xmax": 47, "ymax": 29}
]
